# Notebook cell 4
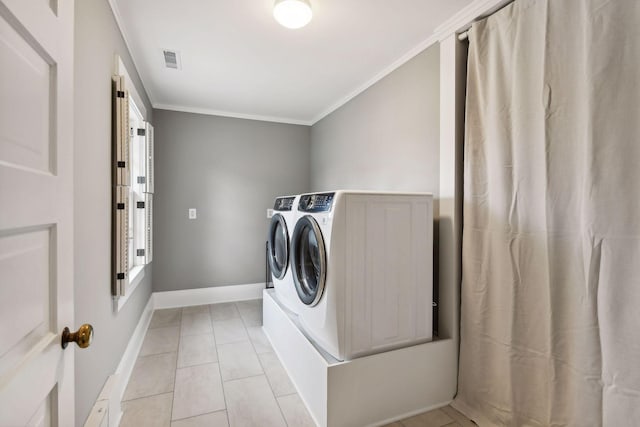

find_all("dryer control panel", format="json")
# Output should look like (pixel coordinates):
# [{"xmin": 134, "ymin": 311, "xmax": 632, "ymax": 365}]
[
  {"xmin": 298, "ymin": 192, "xmax": 335, "ymax": 212},
  {"xmin": 273, "ymin": 196, "xmax": 296, "ymax": 211}
]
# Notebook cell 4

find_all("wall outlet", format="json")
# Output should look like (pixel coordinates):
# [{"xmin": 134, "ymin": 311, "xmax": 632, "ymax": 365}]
[
  {"xmin": 188, "ymin": 208, "xmax": 197, "ymax": 219},
  {"xmin": 267, "ymin": 208, "xmax": 274, "ymax": 219}
]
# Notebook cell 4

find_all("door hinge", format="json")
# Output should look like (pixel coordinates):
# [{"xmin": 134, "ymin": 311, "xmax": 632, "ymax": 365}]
[
  {"xmin": 137, "ymin": 128, "xmax": 146, "ymax": 136},
  {"xmin": 137, "ymin": 249, "xmax": 145, "ymax": 257},
  {"xmin": 117, "ymin": 161, "xmax": 126, "ymax": 168},
  {"xmin": 117, "ymin": 203, "xmax": 125, "ymax": 210},
  {"xmin": 116, "ymin": 91, "xmax": 125, "ymax": 98},
  {"xmin": 137, "ymin": 176, "xmax": 146, "ymax": 184},
  {"xmin": 137, "ymin": 201, "xmax": 145, "ymax": 209},
  {"xmin": 116, "ymin": 272, "xmax": 125, "ymax": 280}
]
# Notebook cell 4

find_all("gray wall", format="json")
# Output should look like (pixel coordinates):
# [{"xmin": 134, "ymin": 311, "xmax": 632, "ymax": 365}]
[
  {"xmin": 310, "ymin": 45, "xmax": 440, "ymax": 194},
  {"xmin": 152, "ymin": 110, "xmax": 310, "ymax": 292},
  {"xmin": 74, "ymin": 0, "xmax": 153, "ymax": 423}
]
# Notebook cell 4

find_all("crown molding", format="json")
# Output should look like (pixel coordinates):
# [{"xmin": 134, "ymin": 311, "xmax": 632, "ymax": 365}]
[
  {"xmin": 153, "ymin": 103, "xmax": 313, "ymax": 126},
  {"xmin": 433, "ymin": 0, "xmax": 513, "ymax": 41}
]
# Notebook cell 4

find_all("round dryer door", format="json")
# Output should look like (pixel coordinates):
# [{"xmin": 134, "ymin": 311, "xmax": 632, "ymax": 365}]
[
  {"xmin": 267, "ymin": 213, "xmax": 289, "ymax": 279},
  {"xmin": 291, "ymin": 215, "xmax": 326, "ymax": 306}
]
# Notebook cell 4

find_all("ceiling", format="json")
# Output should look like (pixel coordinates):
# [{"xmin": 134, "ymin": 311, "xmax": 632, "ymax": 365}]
[{"xmin": 110, "ymin": 0, "xmax": 474, "ymax": 125}]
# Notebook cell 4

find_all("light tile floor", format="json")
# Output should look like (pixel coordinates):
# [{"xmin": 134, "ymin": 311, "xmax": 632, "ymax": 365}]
[{"xmin": 120, "ymin": 299, "xmax": 475, "ymax": 427}]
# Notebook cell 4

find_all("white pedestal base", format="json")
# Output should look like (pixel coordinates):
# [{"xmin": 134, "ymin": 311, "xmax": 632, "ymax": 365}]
[{"xmin": 262, "ymin": 289, "xmax": 458, "ymax": 427}]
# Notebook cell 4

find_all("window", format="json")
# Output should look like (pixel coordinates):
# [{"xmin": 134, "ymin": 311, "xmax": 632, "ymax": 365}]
[
  {"xmin": 112, "ymin": 58, "xmax": 154, "ymax": 311},
  {"xmin": 128, "ymin": 99, "xmax": 145, "ymax": 270}
]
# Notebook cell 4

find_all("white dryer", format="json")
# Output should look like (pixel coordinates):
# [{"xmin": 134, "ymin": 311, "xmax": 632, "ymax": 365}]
[
  {"xmin": 290, "ymin": 191, "xmax": 434, "ymax": 361},
  {"xmin": 267, "ymin": 195, "xmax": 300, "ymax": 314}
]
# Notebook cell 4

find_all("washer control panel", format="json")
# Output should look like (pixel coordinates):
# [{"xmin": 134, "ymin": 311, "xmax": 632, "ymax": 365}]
[
  {"xmin": 298, "ymin": 192, "xmax": 335, "ymax": 212},
  {"xmin": 273, "ymin": 196, "xmax": 296, "ymax": 211}
]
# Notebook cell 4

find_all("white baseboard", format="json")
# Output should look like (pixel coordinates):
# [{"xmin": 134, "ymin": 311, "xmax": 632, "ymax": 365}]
[
  {"xmin": 86, "ymin": 283, "xmax": 265, "ymax": 427},
  {"xmin": 153, "ymin": 282, "xmax": 266, "ymax": 309},
  {"xmin": 95, "ymin": 296, "xmax": 154, "ymax": 427}
]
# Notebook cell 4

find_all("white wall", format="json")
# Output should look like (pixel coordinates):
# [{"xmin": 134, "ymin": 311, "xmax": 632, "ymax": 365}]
[
  {"xmin": 310, "ymin": 45, "xmax": 440, "ymax": 194},
  {"xmin": 74, "ymin": 0, "xmax": 153, "ymax": 423}
]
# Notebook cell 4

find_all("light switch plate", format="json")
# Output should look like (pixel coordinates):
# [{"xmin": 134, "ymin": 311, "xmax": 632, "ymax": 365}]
[
  {"xmin": 267, "ymin": 209, "xmax": 274, "ymax": 219},
  {"xmin": 188, "ymin": 208, "xmax": 197, "ymax": 219}
]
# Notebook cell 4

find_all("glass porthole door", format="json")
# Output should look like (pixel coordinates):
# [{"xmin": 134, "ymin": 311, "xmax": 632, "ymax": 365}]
[
  {"xmin": 291, "ymin": 215, "xmax": 326, "ymax": 306},
  {"xmin": 267, "ymin": 214, "xmax": 289, "ymax": 279}
]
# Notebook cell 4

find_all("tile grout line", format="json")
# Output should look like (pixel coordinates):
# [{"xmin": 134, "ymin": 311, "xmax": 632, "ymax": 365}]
[
  {"xmin": 274, "ymin": 389, "xmax": 291, "ymax": 427},
  {"xmin": 175, "ymin": 307, "xmax": 225, "ymax": 423},
  {"xmin": 212, "ymin": 304, "xmax": 251, "ymax": 348},
  {"xmin": 210, "ymin": 303, "xmax": 231, "ymax": 427},
  {"xmin": 121, "ymin": 390, "xmax": 173, "ymax": 404},
  {"xmin": 255, "ymin": 350, "xmax": 280, "ymax": 397},
  {"xmin": 235, "ymin": 301, "xmax": 267, "ymax": 355},
  {"xmin": 215, "ymin": 309, "xmax": 265, "ymax": 383},
  {"xmin": 170, "ymin": 409, "xmax": 228, "ymax": 424},
  {"xmin": 176, "ymin": 328, "xmax": 219, "ymax": 368},
  {"xmin": 232, "ymin": 302, "xmax": 266, "ymax": 384},
  {"xmin": 138, "ymin": 322, "xmax": 180, "ymax": 358},
  {"xmin": 221, "ymin": 372, "xmax": 267, "ymax": 384},
  {"xmin": 241, "ymin": 300, "xmax": 300, "ymax": 420},
  {"xmin": 238, "ymin": 305, "xmax": 256, "ymax": 345},
  {"xmin": 236, "ymin": 301, "xmax": 290, "ymax": 427},
  {"xmin": 169, "ymin": 308, "xmax": 183, "ymax": 423},
  {"xmin": 122, "ymin": 309, "xmax": 179, "ymax": 419},
  {"xmin": 278, "ymin": 391, "xmax": 297, "ymax": 398},
  {"xmin": 146, "ymin": 326, "xmax": 179, "ymax": 332},
  {"xmin": 177, "ymin": 359, "xmax": 219, "ymax": 369},
  {"xmin": 136, "ymin": 349, "xmax": 178, "ymax": 359}
]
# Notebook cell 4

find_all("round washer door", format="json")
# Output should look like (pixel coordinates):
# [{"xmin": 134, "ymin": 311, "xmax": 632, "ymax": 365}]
[
  {"xmin": 267, "ymin": 213, "xmax": 289, "ymax": 280},
  {"xmin": 291, "ymin": 215, "xmax": 326, "ymax": 306}
]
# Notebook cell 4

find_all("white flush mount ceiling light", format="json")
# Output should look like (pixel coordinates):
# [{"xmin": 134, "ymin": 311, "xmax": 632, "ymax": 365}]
[{"xmin": 273, "ymin": 0, "xmax": 313, "ymax": 29}]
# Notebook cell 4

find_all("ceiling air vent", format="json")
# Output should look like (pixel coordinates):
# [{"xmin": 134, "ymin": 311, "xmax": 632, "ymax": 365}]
[{"xmin": 163, "ymin": 49, "xmax": 181, "ymax": 70}]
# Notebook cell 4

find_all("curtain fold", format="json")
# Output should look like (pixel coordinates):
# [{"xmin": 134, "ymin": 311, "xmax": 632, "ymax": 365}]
[{"xmin": 454, "ymin": 0, "xmax": 640, "ymax": 425}]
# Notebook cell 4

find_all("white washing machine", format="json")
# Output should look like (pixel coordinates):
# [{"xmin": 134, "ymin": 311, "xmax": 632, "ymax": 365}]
[
  {"xmin": 290, "ymin": 190, "xmax": 434, "ymax": 361},
  {"xmin": 267, "ymin": 195, "xmax": 301, "ymax": 314}
]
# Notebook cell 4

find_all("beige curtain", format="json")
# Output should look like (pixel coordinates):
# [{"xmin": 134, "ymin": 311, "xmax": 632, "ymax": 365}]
[{"xmin": 454, "ymin": 0, "xmax": 640, "ymax": 425}]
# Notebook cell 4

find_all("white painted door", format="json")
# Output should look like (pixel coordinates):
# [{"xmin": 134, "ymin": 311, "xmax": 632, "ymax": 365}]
[{"xmin": 0, "ymin": 0, "xmax": 76, "ymax": 425}]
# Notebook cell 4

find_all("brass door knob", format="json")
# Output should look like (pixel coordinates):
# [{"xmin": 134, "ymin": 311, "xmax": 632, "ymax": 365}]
[{"xmin": 61, "ymin": 324, "xmax": 94, "ymax": 349}]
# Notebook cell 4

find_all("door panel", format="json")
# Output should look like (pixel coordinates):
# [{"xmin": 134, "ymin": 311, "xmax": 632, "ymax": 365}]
[
  {"xmin": 0, "ymin": 14, "xmax": 53, "ymax": 173},
  {"xmin": 0, "ymin": 227, "xmax": 52, "ymax": 377},
  {"xmin": 0, "ymin": 0, "xmax": 74, "ymax": 425}
]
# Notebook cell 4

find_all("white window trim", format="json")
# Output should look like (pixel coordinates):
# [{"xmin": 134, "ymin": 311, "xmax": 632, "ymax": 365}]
[
  {"xmin": 114, "ymin": 54, "xmax": 150, "ymax": 312},
  {"xmin": 115, "ymin": 265, "xmax": 145, "ymax": 312},
  {"xmin": 114, "ymin": 54, "xmax": 147, "ymax": 118}
]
